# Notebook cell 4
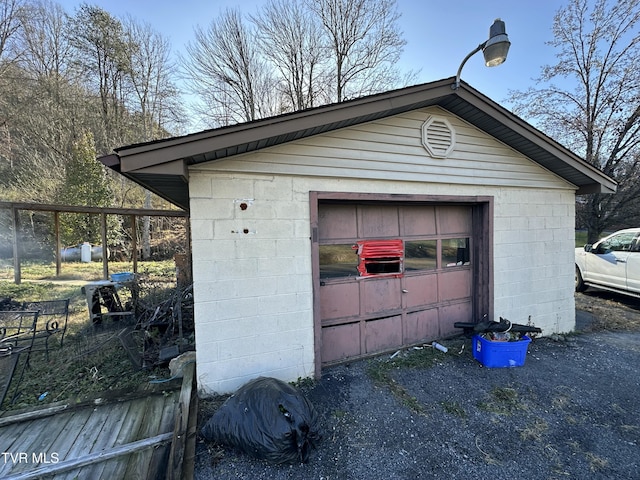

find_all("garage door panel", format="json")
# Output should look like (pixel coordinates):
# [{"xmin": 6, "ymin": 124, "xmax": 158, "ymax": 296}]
[
  {"xmin": 404, "ymin": 274, "xmax": 438, "ymax": 307},
  {"xmin": 362, "ymin": 277, "xmax": 402, "ymax": 314},
  {"xmin": 400, "ymin": 205, "xmax": 436, "ymax": 236},
  {"xmin": 320, "ymin": 282, "xmax": 360, "ymax": 319},
  {"xmin": 438, "ymin": 206, "xmax": 472, "ymax": 234},
  {"xmin": 319, "ymin": 204, "xmax": 357, "ymax": 239},
  {"xmin": 365, "ymin": 315, "xmax": 402, "ymax": 353},
  {"xmin": 438, "ymin": 269, "xmax": 472, "ymax": 302},
  {"xmin": 322, "ymin": 323, "xmax": 361, "ymax": 363},
  {"xmin": 405, "ymin": 309, "xmax": 439, "ymax": 344},
  {"xmin": 359, "ymin": 205, "xmax": 399, "ymax": 237},
  {"xmin": 440, "ymin": 302, "xmax": 473, "ymax": 337}
]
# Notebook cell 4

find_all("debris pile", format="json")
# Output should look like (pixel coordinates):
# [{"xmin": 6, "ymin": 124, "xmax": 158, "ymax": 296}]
[
  {"xmin": 125, "ymin": 284, "xmax": 195, "ymax": 369},
  {"xmin": 0, "ymin": 298, "xmax": 21, "ymax": 310},
  {"xmin": 455, "ymin": 316, "xmax": 542, "ymax": 341}
]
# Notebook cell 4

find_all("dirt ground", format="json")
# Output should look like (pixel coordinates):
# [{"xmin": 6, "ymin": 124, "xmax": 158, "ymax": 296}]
[{"xmin": 194, "ymin": 290, "xmax": 640, "ymax": 480}]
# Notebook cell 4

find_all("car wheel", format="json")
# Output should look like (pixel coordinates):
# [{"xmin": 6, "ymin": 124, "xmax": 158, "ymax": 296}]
[{"xmin": 575, "ymin": 266, "xmax": 586, "ymax": 292}]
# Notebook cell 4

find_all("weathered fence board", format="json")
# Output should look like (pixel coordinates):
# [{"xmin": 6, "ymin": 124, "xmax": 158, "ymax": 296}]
[{"xmin": 0, "ymin": 383, "xmax": 191, "ymax": 479}]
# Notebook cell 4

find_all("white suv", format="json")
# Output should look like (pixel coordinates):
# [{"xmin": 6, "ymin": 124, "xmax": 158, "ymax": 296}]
[{"xmin": 575, "ymin": 228, "xmax": 640, "ymax": 298}]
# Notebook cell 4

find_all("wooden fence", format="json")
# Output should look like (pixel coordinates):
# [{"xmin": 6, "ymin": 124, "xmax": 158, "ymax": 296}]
[{"xmin": 0, "ymin": 202, "xmax": 189, "ymax": 284}]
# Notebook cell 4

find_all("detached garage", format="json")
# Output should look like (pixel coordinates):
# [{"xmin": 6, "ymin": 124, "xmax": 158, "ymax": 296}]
[{"xmin": 101, "ymin": 78, "xmax": 615, "ymax": 395}]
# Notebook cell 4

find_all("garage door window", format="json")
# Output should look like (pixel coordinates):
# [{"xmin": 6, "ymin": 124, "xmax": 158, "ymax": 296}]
[
  {"xmin": 321, "ymin": 238, "xmax": 470, "ymax": 277},
  {"xmin": 405, "ymin": 240, "xmax": 437, "ymax": 271},
  {"xmin": 443, "ymin": 238, "xmax": 470, "ymax": 267},
  {"xmin": 319, "ymin": 244, "xmax": 358, "ymax": 278}
]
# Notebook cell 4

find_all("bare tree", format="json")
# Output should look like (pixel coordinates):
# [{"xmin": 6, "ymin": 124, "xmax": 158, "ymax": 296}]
[
  {"xmin": 183, "ymin": 0, "xmax": 412, "ymax": 126},
  {"xmin": 0, "ymin": 0, "xmax": 180, "ymax": 229},
  {"xmin": 251, "ymin": 0, "xmax": 328, "ymax": 110},
  {"xmin": 1, "ymin": 0, "xmax": 83, "ymax": 202},
  {"xmin": 16, "ymin": 0, "xmax": 72, "ymax": 81},
  {"xmin": 122, "ymin": 15, "xmax": 183, "ymax": 141},
  {"xmin": 182, "ymin": 7, "xmax": 278, "ymax": 126},
  {"xmin": 306, "ymin": 0, "xmax": 407, "ymax": 102},
  {"xmin": 122, "ymin": 16, "xmax": 160, "ymax": 259},
  {"xmin": 510, "ymin": 0, "xmax": 640, "ymax": 242},
  {"xmin": 0, "ymin": 0, "xmax": 24, "ymax": 76},
  {"xmin": 15, "ymin": 0, "xmax": 81, "ymax": 149},
  {"xmin": 121, "ymin": 16, "xmax": 185, "ymax": 258},
  {"xmin": 0, "ymin": 0, "xmax": 25, "ymax": 171}
]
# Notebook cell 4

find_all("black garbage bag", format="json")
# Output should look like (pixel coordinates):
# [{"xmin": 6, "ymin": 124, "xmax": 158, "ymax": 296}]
[{"xmin": 201, "ymin": 376, "xmax": 321, "ymax": 464}]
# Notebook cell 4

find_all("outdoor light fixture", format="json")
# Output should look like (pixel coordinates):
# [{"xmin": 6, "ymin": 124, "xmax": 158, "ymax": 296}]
[{"xmin": 452, "ymin": 18, "xmax": 510, "ymax": 90}]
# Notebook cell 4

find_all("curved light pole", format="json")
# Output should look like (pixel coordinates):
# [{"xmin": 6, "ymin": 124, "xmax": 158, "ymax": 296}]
[{"xmin": 452, "ymin": 19, "xmax": 511, "ymax": 90}]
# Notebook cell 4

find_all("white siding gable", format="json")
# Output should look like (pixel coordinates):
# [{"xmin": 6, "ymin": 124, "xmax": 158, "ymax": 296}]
[{"xmin": 195, "ymin": 106, "xmax": 575, "ymax": 192}]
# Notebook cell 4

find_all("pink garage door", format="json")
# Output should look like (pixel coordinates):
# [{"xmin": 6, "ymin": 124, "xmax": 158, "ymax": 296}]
[{"xmin": 316, "ymin": 202, "xmax": 479, "ymax": 365}]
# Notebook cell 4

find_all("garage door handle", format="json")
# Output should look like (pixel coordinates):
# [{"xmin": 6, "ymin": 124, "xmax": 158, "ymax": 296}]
[{"xmin": 402, "ymin": 289, "xmax": 409, "ymax": 293}]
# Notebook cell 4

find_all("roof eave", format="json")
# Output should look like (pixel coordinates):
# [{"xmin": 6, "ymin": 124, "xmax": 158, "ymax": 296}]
[
  {"xmin": 114, "ymin": 79, "xmax": 457, "ymax": 172},
  {"xmin": 99, "ymin": 155, "xmax": 190, "ymax": 211},
  {"xmin": 101, "ymin": 78, "xmax": 617, "ymax": 209}
]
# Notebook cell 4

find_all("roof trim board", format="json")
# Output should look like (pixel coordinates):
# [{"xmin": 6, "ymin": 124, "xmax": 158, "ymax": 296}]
[{"xmin": 100, "ymin": 77, "xmax": 616, "ymax": 211}]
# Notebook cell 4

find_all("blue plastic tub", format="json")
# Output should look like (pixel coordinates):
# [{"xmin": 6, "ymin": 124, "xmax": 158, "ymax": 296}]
[
  {"xmin": 110, "ymin": 272, "xmax": 135, "ymax": 283},
  {"xmin": 472, "ymin": 334, "xmax": 531, "ymax": 368}
]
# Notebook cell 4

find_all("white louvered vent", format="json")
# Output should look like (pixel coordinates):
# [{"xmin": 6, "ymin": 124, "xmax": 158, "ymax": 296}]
[{"xmin": 421, "ymin": 116, "xmax": 456, "ymax": 158}]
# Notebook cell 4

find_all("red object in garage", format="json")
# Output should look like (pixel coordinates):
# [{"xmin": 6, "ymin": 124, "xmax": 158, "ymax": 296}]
[{"xmin": 354, "ymin": 239, "xmax": 404, "ymax": 277}]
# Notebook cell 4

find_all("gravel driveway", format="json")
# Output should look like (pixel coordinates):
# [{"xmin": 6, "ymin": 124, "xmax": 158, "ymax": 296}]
[{"xmin": 194, "ymin": 292, "xmax": 640, "ymax": 480}]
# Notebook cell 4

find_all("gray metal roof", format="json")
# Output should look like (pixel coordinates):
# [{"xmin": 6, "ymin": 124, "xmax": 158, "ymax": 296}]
[{"xmin": 101, "ymin": 77, "xmax": 616, "ymax": 211}]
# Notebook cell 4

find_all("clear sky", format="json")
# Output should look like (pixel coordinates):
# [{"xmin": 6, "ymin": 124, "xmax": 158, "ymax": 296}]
[{"xmin": 57, "ymin": 0, "xmax": 564, "ymax": 112}]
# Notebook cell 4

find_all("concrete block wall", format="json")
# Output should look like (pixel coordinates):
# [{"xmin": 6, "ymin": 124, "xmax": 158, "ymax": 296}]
[
  {"xmin": 191, "ymin": 170, "xmax": 577, "ymax": 395},
  {"xmin": 191, "ymin": 173, "xmax": 315, "ymax": 396},
  {"xmin": 492, "ymin": 189, "xmax": 576, "ymax": 334}
]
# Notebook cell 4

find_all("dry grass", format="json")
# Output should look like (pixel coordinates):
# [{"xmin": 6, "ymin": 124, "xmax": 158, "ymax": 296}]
[
  {"xmin": 478, "ymin": 385, "xmax": 529, "ymax": 415},
  {"xmin": 519, "ymin": 418, "xmax": 549, "ymax": 441},
  {"xmin": 586, "ymin": 452, "xmax": 609, "ymax": 472},
  {"xmin": 575, "ymin": 291, "xmax": 640, "ymax": 332},
  {"xmin": 0, "ymin": 259, "xmax": 176, "ymax": 283},
  {"xmin": 440, "ymin": 400, "xmax": 467, "ymax": 418},
  {"xmin": 0, "ymin": 269, "xmax": 179, "ymax": 411},
  {"xmin": 366, "ymin": 341, "xmax": 465, "ymax": 415}
]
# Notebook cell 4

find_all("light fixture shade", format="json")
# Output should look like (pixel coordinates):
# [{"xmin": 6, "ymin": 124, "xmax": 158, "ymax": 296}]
[
  {"xmin": 452, "ymin": 18, "xmax": 511, "ymax": 90},
  {"xmin": 482, "ymin": 19, "xmax": 510, "ymax": 67},
  {"xmin": 483, "ymin": 39, "xmax": 510, "ymax": 66}
]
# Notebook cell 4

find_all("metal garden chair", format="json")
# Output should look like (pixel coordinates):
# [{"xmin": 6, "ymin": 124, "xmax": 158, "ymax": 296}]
[
  {"xmin": 22, "ymin": 299, "xmax": 70, "ymax": 361},
  {"xmin": 0, "ymin": 310, "xmax": 39, "ymax": 406}
]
